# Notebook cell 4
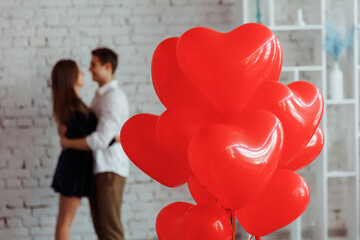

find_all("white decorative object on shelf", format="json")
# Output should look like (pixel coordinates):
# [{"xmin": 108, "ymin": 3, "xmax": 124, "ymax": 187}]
[
  {"xmin": 329, "ymin": 62, "xmax": 344, "ymax": 99},
  {"xmin": 326, "ymin": 23, "xmax": 353, "ymax": 100},
  {"xmin": 296, "ymin": 9, "xmax": 306, "ymax": 26}
]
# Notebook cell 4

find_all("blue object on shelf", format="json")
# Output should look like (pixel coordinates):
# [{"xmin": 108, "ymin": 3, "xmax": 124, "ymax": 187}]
[{"xmin": 325, "ymin": 22, "xmax": 354, "ymax": 62}]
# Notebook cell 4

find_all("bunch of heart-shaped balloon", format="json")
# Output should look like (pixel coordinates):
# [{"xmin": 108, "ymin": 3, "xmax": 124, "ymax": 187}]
[{"xmin": 120, "ymin": 23, "xmax": 324, "ymax": 239}]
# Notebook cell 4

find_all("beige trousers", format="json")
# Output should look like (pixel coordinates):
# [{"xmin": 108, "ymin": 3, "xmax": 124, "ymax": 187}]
[{"xmin": 89, "ymin": 172, "xmax": 126, "ymax": 240}]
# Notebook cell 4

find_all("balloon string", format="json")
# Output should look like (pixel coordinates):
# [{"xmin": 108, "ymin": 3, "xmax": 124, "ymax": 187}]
[{"xmin": 231, "ymin": 209, "xmax": 236, "ymax": 240}]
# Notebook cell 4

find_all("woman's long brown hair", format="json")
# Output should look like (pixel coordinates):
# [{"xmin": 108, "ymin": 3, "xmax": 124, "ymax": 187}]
[{"xmin": 51, "ymin": 59, "xmax": 90, "ymax": 124}]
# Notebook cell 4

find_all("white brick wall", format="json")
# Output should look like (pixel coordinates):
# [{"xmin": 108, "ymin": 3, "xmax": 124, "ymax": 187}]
[{"xmin": 0, "ymin": 0, "xmax": 236, "ymax": 239}]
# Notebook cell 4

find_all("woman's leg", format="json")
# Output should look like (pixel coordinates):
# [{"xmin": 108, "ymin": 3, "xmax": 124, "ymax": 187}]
[{"xmin": 55, "ymin": 195, "xmax": 81, "ymax": 240}]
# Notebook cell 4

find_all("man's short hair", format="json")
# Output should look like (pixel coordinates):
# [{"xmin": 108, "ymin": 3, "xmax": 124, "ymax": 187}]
[{"xmin": 91, "ymin": 48, "xmax": 118, "ymax": 74}]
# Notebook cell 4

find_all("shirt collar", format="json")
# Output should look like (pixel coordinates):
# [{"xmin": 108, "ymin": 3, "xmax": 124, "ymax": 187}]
[{"xmin": 97, "ymin": 80, "xmax": 118, "ymax": 96}]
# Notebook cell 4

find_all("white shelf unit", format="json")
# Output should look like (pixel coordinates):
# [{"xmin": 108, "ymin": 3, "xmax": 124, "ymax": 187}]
[
  {"xmin": 327, "ymin": 171, "xmax": 357, "ymax": 178},
  {"xmin": 237, "ymin": 0, "xmax": 359, "ymax": 239},
  {"xmin": 326, "ymin": 99, "xmax": 357, "ymax": 105}
]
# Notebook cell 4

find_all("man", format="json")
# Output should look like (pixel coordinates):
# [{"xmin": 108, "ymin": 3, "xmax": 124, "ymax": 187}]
[{"xmin": 60, "ymin": 48, "xmax": 129, "ymax": 240}]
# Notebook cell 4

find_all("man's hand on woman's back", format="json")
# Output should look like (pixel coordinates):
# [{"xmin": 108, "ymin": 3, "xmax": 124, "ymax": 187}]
[{"xmin": 58, "ymin": 124, "xmax": 67, "ymax": 137}]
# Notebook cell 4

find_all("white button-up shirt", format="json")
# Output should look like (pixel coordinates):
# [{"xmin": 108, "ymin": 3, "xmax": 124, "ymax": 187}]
[{"xmin": 86, "ymin": 80, "xmax": 130, "ymax": 177}]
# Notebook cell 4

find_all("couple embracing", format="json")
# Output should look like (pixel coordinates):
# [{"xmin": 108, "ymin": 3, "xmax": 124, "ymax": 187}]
[{"xmin": 51, "ymin": 48, "xmax": 129, "ymax": 240}]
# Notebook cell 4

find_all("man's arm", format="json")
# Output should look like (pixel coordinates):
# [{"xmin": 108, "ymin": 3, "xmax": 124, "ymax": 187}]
[
  {"xmin": 60, "ymin": 137, "xmax": 91, "ymax": 151},
  {"xmin": 87, "ymin": 90, "xmax": 128, "ymax": 151},
  {"xmin": 59, "ymin": 107, "xmax": 117, "ymax": 151},
  {"xmin": 60, "ymin": 89, "xmax": 128, "ymax": 151},
  {"xmin": 58, "ymin": 123, "xmax": 91, "ymax": 151}
]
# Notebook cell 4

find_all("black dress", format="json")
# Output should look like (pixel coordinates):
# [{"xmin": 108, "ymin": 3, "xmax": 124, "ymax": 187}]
[{"xmin": 51, "ymin": 111, "xmax": 97, "ymax": 198}]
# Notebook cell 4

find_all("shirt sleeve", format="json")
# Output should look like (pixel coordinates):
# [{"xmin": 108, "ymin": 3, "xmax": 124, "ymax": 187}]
[{"xmin": 86, "ymin": 90, "xmax": 129, "ymax": 151}]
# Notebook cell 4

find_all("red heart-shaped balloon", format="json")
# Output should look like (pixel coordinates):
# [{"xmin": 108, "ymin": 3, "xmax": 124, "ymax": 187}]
[
  {"xmin": 156, "ymin": 107, "xmax": 223, "ymax": 170},
  {"xmin": 156, "ymin": 202, "xmax": 193, "ymax": 240},
  {"xmin": 156, "ymin": 202, "xmax": 232, "ymax": 240},
  {"xmin": 151, "ymin": 37, "xmax": 214, "ymax": 110},
  {"xmin": 189, "ymin": 110, "xmax": 283, "ymax": 209},
  {"xmin": 177, "ymin": 23, "xmax": 283, "ymax": 114},
  {"xmin": 187, "ymin": 175, "xmax": 217, "ymax": 205},
  {"xmin": 282, "ymin": 127, "xmax": 324, "ymax": 171},
  {"xmin": 235, "ymin": 169, "xmax": 310, "ymax": 237},
  {"xmin": 120, "ymin": 114, "xmax": 189, "ymax": 187},
  {"xmin": 247, "ymin": 81, "xmax": 324, "ymax": 168}
]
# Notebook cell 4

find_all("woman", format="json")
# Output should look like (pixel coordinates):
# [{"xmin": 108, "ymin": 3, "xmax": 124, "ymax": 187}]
[{"xmin": 51, "ymin": 59, "xmax": 97, "ymax": 240}]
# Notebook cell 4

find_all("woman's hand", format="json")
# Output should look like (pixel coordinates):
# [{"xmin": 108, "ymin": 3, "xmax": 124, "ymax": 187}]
[
  {"xmin": 115, "ymin": 135, "xmax": 120, "ymax": 143},
  {"xmin": 60, "ymin": 137, "xmax": 69, "ymax": 149}
]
